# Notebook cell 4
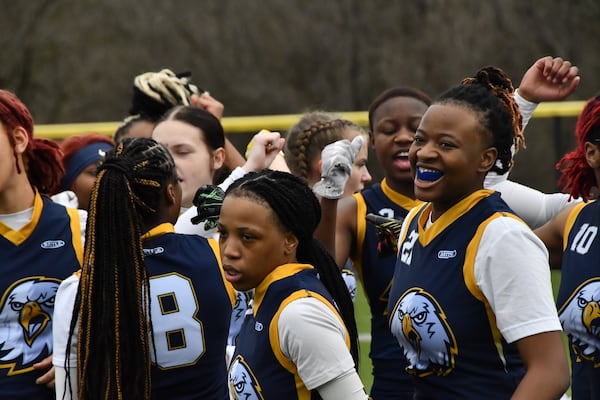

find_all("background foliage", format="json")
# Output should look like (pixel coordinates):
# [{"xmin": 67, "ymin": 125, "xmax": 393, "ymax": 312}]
[{"xmin": 1, "ymin": 0, "xmax": 599, "ymax": 191}]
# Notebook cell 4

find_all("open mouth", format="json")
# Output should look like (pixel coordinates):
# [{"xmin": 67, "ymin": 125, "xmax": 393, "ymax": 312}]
[
  {"xmin": 416, "ymin": 167, "xmax": 443, "ymax": 182},
  {"xmin": 393, "ymin": 151, "xmax": 411, "ymax": 170}
]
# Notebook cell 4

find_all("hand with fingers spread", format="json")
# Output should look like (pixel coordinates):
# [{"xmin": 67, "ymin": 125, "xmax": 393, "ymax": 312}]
[
  {"xmin": 313, "ymin": 135, "xmax": 364, "ymax": 199},
  {"xmin": 518, "ymin": 56, "xmax": 580, "ymax": 103}
]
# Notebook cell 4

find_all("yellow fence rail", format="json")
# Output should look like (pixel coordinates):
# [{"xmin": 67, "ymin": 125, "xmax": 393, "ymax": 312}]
[{"xmin": 35, "ymin": 101, "xmax": 586, "ymax": 140}]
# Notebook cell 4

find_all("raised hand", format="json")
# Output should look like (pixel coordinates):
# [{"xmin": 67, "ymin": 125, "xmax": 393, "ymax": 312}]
[
  {"xmin": 313, "ymin": 135, "xmax": 363, "ymax": 199},
  {"xmin": 517, "ymin": 56, "xmax": 580, "ymax": 103}
]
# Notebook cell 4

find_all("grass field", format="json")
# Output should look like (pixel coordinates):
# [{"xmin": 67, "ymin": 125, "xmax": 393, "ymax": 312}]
[{"xmin": 354, "ymin": 269, "xmax": 567, "ymax": 394}]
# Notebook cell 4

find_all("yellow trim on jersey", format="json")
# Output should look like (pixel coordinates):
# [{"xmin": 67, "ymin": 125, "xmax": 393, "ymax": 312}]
[
  {"xmin": 0, "ymin": 190, "xmax": 43, "ymax": 245},
  {"xmin": 269, "ymin": 289, "xmax": 349, "ymax": 400},
  {"xmin": 463, "ymin": 211, "xmax": 524, "ymax": 369},
  {"xmin": 417, "ymin": 190, "xmax": 495, "ymax": 245},
  {"xmin": 141, "ymin": 222, "xmax": 175, "ymax": 240},
  {"xmin": 381, "ymin": 178, "xmax": 424, "ymax": 211},
  {"xmin": 208, "ymin": 237, "xmax": 237, "ymax": 308},
  {"xmin": 353, "ymin": 192, "xmax": 367, "ymax": 280},
  {"xmin": 254, "ymin": 263, "xmax": 314, "ymax": 315},
  {"xmin": 399, "ymin": 205, "xmax": 424, "ymax": 244},
  {"xmin": 66, "ymin": 207, "xmax": 83, "ymax": 266},
  {"xmin": 563, "ymin": 201, "xmax": 589, "ymax": 251}
]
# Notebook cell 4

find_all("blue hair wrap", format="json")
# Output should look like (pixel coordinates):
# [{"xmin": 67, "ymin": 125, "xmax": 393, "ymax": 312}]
[{"xmin": 60, "ymin": 142, "xmax": 114, "ymax": 191}]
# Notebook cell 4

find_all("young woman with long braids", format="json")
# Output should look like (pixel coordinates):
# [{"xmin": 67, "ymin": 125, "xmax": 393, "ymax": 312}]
[
  {"xmin": 333, "ymin": 56, "xmax": 579, "ymax": 399},
  {"xmin": 535, "ymin": 95, "xmax": 600, "ymax": 399},
  {"xmin": 0, "ymin": 90, "xmax": 82, "ymax": 399},
  {"xmin": 218, "ymin": 169, "xmax": 368, "ymax": 399},
  {"xmin": 52, "ymin": 138, "xmax": 236, "ymax": 400},
  {"xmin": 387, "ymin": 66, "xmax": 569, "ymax": 399}
]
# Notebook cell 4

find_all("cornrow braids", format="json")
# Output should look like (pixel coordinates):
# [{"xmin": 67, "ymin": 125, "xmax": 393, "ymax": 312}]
[
  {"xmin": 226, "ymin": 169, "xmax": 360, "ymax": 367},
  {"xmin": 285, "ymin": 113, "xmax": 363, "ymax": 181},
  {"xmin": 67, "ymin": 138, "xmax": 177, "ymax": 400},
  {"xmin": 556, "ymin": 95, "xmax": 600, "ymax": 201},
  {"xmin": 437, "ymin": 66, "xmax": 522, "ymax": 175},
  {"xmin": 368, "ymin": 86, "xmax": 432, "ymax": 132},
  {"xmin": 0, "ymin": 89, "xmax": 64, "ymax": 194}
]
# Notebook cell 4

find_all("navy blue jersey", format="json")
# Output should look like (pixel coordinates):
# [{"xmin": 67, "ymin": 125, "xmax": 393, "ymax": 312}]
[
  {"xmin": 388, "ymin": 191, "xmax": 525, "ymax": 399},
  {"xmin": 142, "ymin": 223, "xmax": 235, "ymax": 400},
  {"xmin": 353, "ymin": 179, "xmax": 421, "ymax": 398},
  {"xmin": 228, "ymin": 263, "xmax": 344, "ymax": 400},
  {"xmin": 556, "ymin": 200, "xmax": 600, "ymax": 399},
  {"xmin": 0, "ymin": 193, "xmax": 82, "ymax": 400}
]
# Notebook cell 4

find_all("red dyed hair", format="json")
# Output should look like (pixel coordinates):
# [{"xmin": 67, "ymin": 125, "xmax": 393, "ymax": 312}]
[
  {"xmin": 0, "ymin": 90, "xmax": 64, "ymax": 194},
  {"xmin": 60, "ymin": 133, "xmax": 115, "ymax": 164},
  {"xmin": 556, "ymin": 95, "xmax": 600, "ymax": 201}
]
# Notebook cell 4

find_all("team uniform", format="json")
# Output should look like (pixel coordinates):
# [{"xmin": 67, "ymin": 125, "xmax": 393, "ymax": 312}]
[
  {"xmin": 228, "ymin": 263, "xmax": 356, "ymax": 400},
  {"xmin": 0, "ymin": 192, "xmax": 82, "ymax": 400},
  {"xmin": 556, "ymin": 201, "xmax": 600, "ymax": 399},
  {"xmin": 352, "ymin": 179, "xmax": 422, "ymax": 399},
  {"xmin": 387, "ymin": 190, "xmax": 561, "ymax": 399},
  {"xmin": 53, "ymin": 223, "xmax": 236, "ymax": 400}
]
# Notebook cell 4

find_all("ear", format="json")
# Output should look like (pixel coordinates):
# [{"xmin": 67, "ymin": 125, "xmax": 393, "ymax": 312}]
[
  {"xmin": 164, "ymin": 181, "xmax": 178, "ymax": 206},
  {"xmin": 368, "ymin": 130, "xmax": 376, "ymax": 148},
  {"xmin": 584, "ymin": 142, "xmax": 600, "ymax": 169},
  {"xmin": 212, "ymin": 147, "xmax": 226, "ymax": 170},
  {"xmin": 12, "ymin": 126, "xmax": 29, "ymax": 155},
  {"xmin": 478, "ymin": 147, "xmax": 498, "ymax": 173},
  {"xmin": 283, "ymin": 232, "xmax": 299, "ymax": 257}
]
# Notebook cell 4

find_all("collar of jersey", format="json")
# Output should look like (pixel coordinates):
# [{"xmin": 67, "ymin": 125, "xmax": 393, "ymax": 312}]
[
  {"xmin": 0, "ymin": 189, "xmax": 43, "ymax": 245},
  {"xmin": 141, "ymin": 222, "xmax": 175, "ymax": 241},
  {"xmin": 417, "ymin": 189, "xmax": 494, "ymax": 246},
  {"xmin": 381, "ymin": 178, "xmax": 423, "ymax": 210},
  {"xmin": 253, "ymin": 263, "xmax": 314, "ymax": 315}
]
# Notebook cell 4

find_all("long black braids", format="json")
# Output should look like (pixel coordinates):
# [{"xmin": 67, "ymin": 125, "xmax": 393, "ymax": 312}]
[
  {"xmin": 65, "ymin": 137, "xmax": 177, "ymax": 400},
  {"xmin": 226, "ymin": 169, "xmax": 360, "ymax": 367},
  {"xmin": 437, "ymin": 66, "xmax": 524, "ymax": 175}
]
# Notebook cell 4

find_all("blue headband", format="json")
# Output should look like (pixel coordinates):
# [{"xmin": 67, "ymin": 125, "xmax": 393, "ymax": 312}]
[{"xmin": 60, "ymin": 142, "xmax": 114, "ymax": 191}]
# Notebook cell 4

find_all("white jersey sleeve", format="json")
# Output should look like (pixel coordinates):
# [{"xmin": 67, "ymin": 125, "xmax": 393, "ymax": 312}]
[
  {"xmin": 53, "ymin": 274, "xmax": 80, "ymax": 400},
  {"xmin": 486, "ymin": 179, "xmax": 580, "ymax": 229},
  {"xmin": 474, "ymin": 216, "xmax": 562, "ymax": 343},
  {"xmin": 277, "ymin": 297, "xmax": 365, "ymax": 398}
]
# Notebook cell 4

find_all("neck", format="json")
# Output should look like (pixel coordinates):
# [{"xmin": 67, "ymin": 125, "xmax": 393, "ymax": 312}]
[{"xmin": 0, "ymin": 177, "xmax": 35, "ymax": 214}]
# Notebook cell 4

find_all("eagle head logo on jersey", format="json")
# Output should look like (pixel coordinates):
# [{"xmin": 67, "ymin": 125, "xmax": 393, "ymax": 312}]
[
  {"xmin": 228, "ymin": 355, "xmax": 264, "ymax": 400},
  {"xmin": 389, "ymin": 288, "xmax": 458, "ymax": 377},
  {"xmin": 0, "ymin": 277, "xmax": 60, "ymax": 375},
  {"xmin": 558, "ymin": 279, "xmax": 600, "ymax": 364}
]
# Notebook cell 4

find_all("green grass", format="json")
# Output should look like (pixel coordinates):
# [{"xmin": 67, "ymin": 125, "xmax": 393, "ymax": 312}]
[{"xmin": 354, "ymin": 270, "xmax": 568, "ymax": 395}]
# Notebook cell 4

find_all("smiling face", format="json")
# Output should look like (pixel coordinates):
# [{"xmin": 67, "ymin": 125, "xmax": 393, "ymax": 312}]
[
  {"xmin": 152, "ymin": 120, "xmax": 223, "ymax": 208},
  {"xmin": 218, "ymin": 195, "xmax": 298, "ymax": 292},
  {"xmin": 370, "ymin": 96, "xmax": 430, "ymax": 193},
  {"xmin": 410, "ymin": 103, "xmax": 496, "ymax": 219}
]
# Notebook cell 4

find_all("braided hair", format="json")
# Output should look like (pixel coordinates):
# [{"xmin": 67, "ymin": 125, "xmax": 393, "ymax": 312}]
[
  {"xmin": 129, "ymin": 69, "xmax": 200, "ymax": 121},
  {"xmin": 284, "ymin": 111, "xmax": 364, "ymax": 181},
  {"xmin": 556, "ymin": 95, "xmax": 600, "ymax": 201},
  {"xmin": 226, "ymin": 169, "xmax": 360, "ymax": 367},
  {"xmin": 0, "ymin": 89, "xmax": 64, "ymax": 194},
  {"xmin": 436, "ymin": 66, "xmax": 524, "ymax": 176},
  {"xmin": 66, "ymin": 138, "xmax": 177, "ymax": 400}
]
